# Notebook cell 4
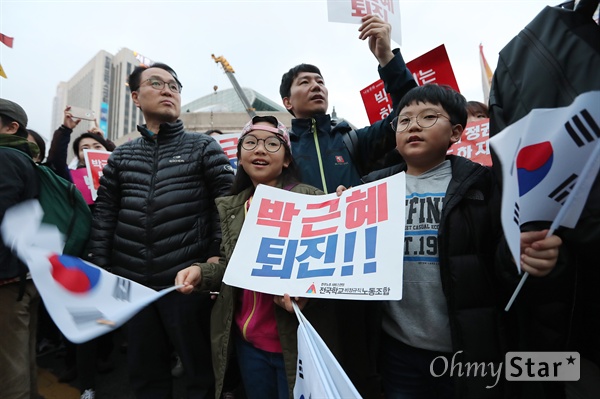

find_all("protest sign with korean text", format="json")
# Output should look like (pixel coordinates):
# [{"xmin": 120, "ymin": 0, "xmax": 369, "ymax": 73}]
[
  {"xmin": 223, "ymin": 173, "xmax": 406, "ymax": 300},
  {"xmin": 360, "ymin": 80, "xmax": 394, "ymax": 125},
  {"xmin": 70, "ymin": 168, "xmax": 94, "ymax": 205},
  {"xmin": 360, "ymin": 44, "xmax": 459, "ymax": 124},
  {"xmin": 447, "ymin": 118, "xmax": 492, "ymax": 166},
  {"xmin": 327, "ymin": 0, "xmax": 402, "ymax": 45},
  {"xmin": 214, "ymin": 132, "xmax": 241, "ymax": 171},
  {"xmin": 407, "ymin": 44, "xmax": 459, "ymax": 91},
  {"xmin": 83, "ymin": 149, "xmax": 111, "ymax": 201}
]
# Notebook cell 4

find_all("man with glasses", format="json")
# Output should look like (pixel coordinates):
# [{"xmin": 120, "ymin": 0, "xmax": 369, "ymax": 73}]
[
  {"xmin": 278, "ymin": 15, "xmax": 416, "ymax": 399},
  {"xmin": 87, "ymin": 62, "xmax": 234, "ymax": 399}
]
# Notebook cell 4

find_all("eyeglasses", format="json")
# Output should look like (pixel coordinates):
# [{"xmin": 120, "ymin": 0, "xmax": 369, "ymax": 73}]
[
  {"xmin": 142, "ymin": 78, "xmax": 181, "ymax": 93},
  {"xmin": 241, "ymin": 134, "xmax": 283, "ymax": 153},
  {"xmin": 390, "ymin": 109, "xmax": 451, "ymax": 133}
]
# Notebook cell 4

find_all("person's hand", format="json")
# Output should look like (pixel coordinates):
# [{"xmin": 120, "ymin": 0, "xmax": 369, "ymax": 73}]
[
  {"xmin": 520, "ymin": 230, "xmax": 562, "ymax": 277},
  {"xmin": 175, "ymin": 265, "xmax": 202, "ymax": 294},
  {"xmin": 358, "ymin": 15, "xmax": 394, "ymax": 67},
  {"xmin": 336, "ymin": 185, "xmax": 349, "ymax": 196},
  {"xmin": 206, "ymin": 256, "xmax": 220, "ymax": 264},
  {"xmin": 274, "ymin": 293, "xmax": 308, "ymax": 313},
  {"xmin": 63, "ymin": 106, "xmax": 81, "ymax": 130},
  {"xmin": 87, "ymin": 119, "xmax": 105, "ymax": 137}
]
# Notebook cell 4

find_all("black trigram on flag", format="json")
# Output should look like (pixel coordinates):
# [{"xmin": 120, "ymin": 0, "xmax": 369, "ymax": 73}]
[
  {"xmin": 113, "ymin": 277, "xmax": 131, "ymax": 302},
  {"xmin": 67, "ymin": 307, "xmax": 105, "ymax": 327},
  {"xmin": 548, "ymin": 174, "xmax": 578, "ymax": 205},
  {"xmin": 513, "ymin": 202, "xmax": 520, "ymax": 226},
  {"xmin": 298, "ymin": 359, "xmax": 304, "ymax": 379},
  {"xmin": 565, "ymin": 109, "xmax": 600, "ymax": 147}
]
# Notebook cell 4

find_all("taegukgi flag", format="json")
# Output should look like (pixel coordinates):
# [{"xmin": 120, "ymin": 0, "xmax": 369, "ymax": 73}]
[
  {"xmin": 1, "ymin": 200, "xmax": 180, "ymax": 344},
  {"xmin": 489, "ymin": 91, "xmax": 600, "ymax": 272},
  {"xmin": 292, "ymin": 303, "xmax": 361, "ymax": 399}
]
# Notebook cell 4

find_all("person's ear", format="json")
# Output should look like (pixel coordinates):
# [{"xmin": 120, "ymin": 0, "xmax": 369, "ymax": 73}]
[
  {"xmin": 282, "ymin": 97, "xmax": 293, "ymax": 112},
  {"xmin": 283, "ymin": 153, "xmax": 291, "ymax": 168},
  {"xmin": 3, "ymin": 121, "xmax": 20, "ymax": 134},
  {"xmin": 450, "ymin": 124, "xmax": 463, "ymax": 143},
  {"xmin": 131, "ymin": 91, "xmax": 141, "ymax": 109}
]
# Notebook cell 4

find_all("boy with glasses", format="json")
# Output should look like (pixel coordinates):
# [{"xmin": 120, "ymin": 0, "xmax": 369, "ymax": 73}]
[
  {"xmin": 86, "ymin": 62, "xmax": 234, "ymax": 399},
  {"xmin": 360, "ymin": 84, "xmax": 562, "ymax": 398}
]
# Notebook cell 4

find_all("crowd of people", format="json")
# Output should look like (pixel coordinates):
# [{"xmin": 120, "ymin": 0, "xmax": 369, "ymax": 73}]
[{"xmin": 1, "ymin": 10, "xmax": 598, "ymax": 399}]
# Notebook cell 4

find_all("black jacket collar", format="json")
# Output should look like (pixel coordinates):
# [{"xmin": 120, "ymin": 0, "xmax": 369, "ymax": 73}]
[{"xmin": 137, "ymin": 120, "xmax": 184, "ymax": 141}]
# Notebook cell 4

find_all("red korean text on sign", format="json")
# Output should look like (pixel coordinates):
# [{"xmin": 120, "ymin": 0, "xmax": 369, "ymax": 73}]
[
  {"xmin": 256, "ymin": 199, "xmax": 301, "ymax": 238},
  {"xmin": 351, "ymin": 0, "xmax": 395, "ymax": 22},
  {"xmin": 345, "ymin": 182, "xmax": 389, "ymax": 229},
  {"xmin": 301, "ymin": 198, "xmax": 342, "ymax": 237}
]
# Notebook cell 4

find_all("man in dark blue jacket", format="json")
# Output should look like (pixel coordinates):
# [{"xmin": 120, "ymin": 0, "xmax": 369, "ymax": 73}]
[
  {"xmin": 87, "ymin": 63, "xmax": 234, "ymax": 399},
  {"xmin": 278, "ymin": 15, "xmax": 417, "ymax": 398},
  {"xmin": 279, "ymin": 14, "xmax": 417, "ymax": 194}
]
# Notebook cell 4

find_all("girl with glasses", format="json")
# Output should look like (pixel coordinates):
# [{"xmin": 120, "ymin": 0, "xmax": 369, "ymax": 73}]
[{"xmin": 175, "ymin": 115, "xmax": 339, "ymax": 399}]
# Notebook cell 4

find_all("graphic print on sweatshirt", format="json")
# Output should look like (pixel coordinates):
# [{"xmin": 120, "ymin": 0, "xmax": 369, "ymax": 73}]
[{"xmin": 404, "ymin": 191, "xmax": 444, "ymax": 263}]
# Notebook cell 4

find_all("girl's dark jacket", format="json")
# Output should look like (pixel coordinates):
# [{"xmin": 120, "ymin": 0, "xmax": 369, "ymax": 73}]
[{"xmin": 363, "ymin": 155, "xmax": 507, "ymax": 399}]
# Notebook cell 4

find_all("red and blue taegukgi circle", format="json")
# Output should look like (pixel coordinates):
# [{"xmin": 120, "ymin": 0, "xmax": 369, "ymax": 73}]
[
  {"xmin": 516, "ymin": 141, "xmax": 553, "ymax": 196},
  {"xmin": 48, "ymin": 253, "xmax": 101, "ymax": 294}
]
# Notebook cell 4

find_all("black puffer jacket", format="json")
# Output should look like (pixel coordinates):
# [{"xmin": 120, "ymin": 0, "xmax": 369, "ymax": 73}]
[
  {"xmin": 363, "ymin": 156, "xmax": 507, "ymax": 398},
  {"xmin": 87, "ymin": 121, "xmax": 234, "ymax": 288}
]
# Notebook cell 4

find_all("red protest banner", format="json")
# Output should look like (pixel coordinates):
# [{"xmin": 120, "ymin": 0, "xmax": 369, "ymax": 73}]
[
  {"xmin": 360, "ymin": 44, "xmax": 460, "ymax": 124},
  {"xmin": 407, "ymin": 44, "xmax": 459, "ymax": 91},
  {"xmin": 83, "ymin": 150, "xmax": 111, "ymax": 201},
  {"xmin": 446, "ymin": 118, "xmax": 492, "ymax": 166},
  {"xmin": 359, "ymin": 80, "xmax": 394, "ymax": 125}
]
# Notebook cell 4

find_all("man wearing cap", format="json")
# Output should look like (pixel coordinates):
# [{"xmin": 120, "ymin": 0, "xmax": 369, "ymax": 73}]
[
  {"xmin": 0, "ymin": 98, "xmax": 43, "ymax": 399},
  {"xmin": 86, "ymin": 63, "xmax": 234, "ymax": 399}
]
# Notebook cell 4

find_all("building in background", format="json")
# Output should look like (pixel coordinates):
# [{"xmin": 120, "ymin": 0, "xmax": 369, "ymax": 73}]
[
  {"xmin": 53, "ymin": 49, "xmax": 348, "ymax": 154},
  {"xmin": 51, "ymin": 48, "xmax": 151, "ymax": 144},
  {"xmin": 182, "ymin": 87, "xmax": 285, "ymax": 115}
]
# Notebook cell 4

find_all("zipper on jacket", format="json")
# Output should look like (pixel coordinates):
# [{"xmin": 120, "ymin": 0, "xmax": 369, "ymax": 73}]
[
  {"xmin": 145, "ymin": 139, "xmax": 159, "ymax": 277},
  {"xmin": 241, "ymin": 291, "xmax": 258, "ymax": 341},
  {"xmin": 312, "ymin": 119, "xmax": 328, "ymax": 193}
]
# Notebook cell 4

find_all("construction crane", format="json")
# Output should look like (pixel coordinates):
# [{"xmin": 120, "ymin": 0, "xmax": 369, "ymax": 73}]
[{"xmin": 211, "ymin": 54, "xmax": 256, "ymax": 118}]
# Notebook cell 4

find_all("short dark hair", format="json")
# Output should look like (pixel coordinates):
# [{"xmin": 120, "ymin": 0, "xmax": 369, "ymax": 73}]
[
  {"xmin": 279, "ymin": 64, "xmax": 323, "ymax": 116},
  {"xmin": 397, "ymin": 84, "xmax": 468, "ymax": 129},
  {"xmin": 72, "ymin": 133, "xmax": 113, "ymax": 161},
  {"xmin": 128, "ymin": 62, "xmax": 182, "ymax": 93},
  {"xmin": 205, "ymin": 129, "xmax": 223, "ymax": 135},
  {"xmin": 466, "ymin": 101, "xmax": 489, "ymax": 118},
  {"xmin": 27, "ymin": 129, "xmax": 46, "ymax": 163}
]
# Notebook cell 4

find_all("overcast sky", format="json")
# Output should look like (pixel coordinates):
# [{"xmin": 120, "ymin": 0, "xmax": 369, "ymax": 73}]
[{"xmin": 0, "ymin": 0, "xmax": 553, "ymax": 140}]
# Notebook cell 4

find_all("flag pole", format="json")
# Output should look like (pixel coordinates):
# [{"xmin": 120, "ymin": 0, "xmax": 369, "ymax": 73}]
[{"xmin": 505, "ymin": 140, "xmax": 600, "ymax": 311}]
